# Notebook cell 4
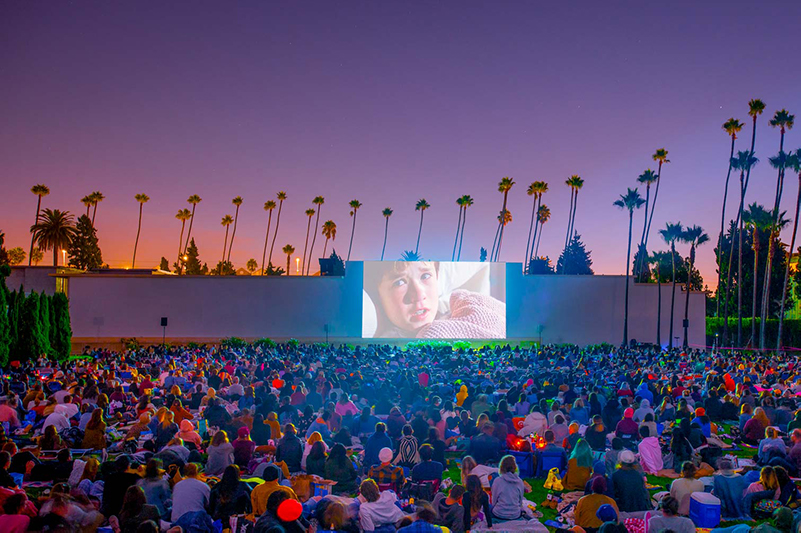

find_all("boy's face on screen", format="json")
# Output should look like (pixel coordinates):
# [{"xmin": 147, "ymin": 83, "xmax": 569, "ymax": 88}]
[{"xmin": 377, "ymin": 262, "xmax": 438, "ymax": 332}]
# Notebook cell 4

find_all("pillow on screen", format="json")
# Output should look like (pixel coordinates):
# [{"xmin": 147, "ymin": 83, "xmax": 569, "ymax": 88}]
[{"xmin": 362, "ymin": 290, "xmax": 377, "ymax": 337}]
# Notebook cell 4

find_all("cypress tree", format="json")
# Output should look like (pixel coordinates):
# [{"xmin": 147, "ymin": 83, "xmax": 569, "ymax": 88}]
[
  {"xmin": 49, "ymin": 295, "xmax": 58, "ymax": 354},
  {"xmin": 52, "ymin": 292, "xmax": 72, "ymax": 361},
  {"xmin": 8, "ymin": 287, "xmax": 22, "ymax": 356},
  {"xmin": 18, "ymin": 291, "xmax": 46, "ymax": 361},
  {"xmin": 0, "ymin": 285, "xmax": 9, "ymax": 367},
  {"xmin": 38, "ymin": 292, "xmax": 52, "ymax": 356}
]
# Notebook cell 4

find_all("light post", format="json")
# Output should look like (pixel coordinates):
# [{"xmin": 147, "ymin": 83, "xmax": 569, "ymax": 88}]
[
  {"xmin": 295, "ymin": 257, "xmax": 300, "ymax": 275},
  {"xmin": 60, "ymin": 249, "xmax": 67, "ymax": 266}
]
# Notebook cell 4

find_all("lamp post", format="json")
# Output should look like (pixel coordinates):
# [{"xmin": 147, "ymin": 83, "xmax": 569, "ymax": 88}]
[
  {"xmin": 295, "ymin": 257, "xmax": 300, "ymax": 275},
  {"xmin": 61, "ymin": 249, "xmax": 67, "ymax": 266}
]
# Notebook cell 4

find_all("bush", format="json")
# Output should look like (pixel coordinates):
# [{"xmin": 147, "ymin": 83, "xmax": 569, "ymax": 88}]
[
  {"xmin": 220, "ymin": 336, "xmax": 247, "ymax": 349},
  {"xmin": 254, "ymin": 337, "xmax": 276, "ymax": 349},
  {"xmin": 121, "ymin": 337, "xmax": 140, "ymax": 351},
  {"xmin": 287, "ymin": 338, "xmax": 300, "ymax": 348}
]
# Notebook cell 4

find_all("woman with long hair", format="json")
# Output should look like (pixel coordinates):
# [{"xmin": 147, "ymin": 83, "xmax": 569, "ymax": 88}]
[
  {"xmin": 82, "ymin": 408, "xmax": 107, "ymax": 450},
  {"xmin": 490, "ymin": 455, "xmax": 527, "ymax": 521},
  {"xmin": 135, "ymin": 458, "xmax": 172, "ymax": 519},
  {"xmin": 206, "ymin": 430, "xmax": 234, "ymax": 476},
  {"xmin": 306, "ymin": 441, "xmax": 327, "ymax": 477},
  {"xmin": 40, "ymin": 424, "xmax": 64, "ymax": 451},
  {"xmin": 208, "ymin": 464, "xmax": 252, "ymax": 525},
  {"xmin": 742, "ymin": 407, "xmax": 769, "ymax": 445},
  {"xmin": 563, "ymin": 439, "xmax": 594, "ymax": 490},
  {"xmin": 117, "ymin": 486, "xmax": 160, "ymax": 533},
  {"xmin": 154, "ymin": 410, "xmax": 179, "ymax": 449},
  {"xmin": 463, "ymin": 474, "xmax": 492, "ymax": 531},
  {"xmin": 324, "ymin": 443, "xmax": 358, "ymax": 495}
]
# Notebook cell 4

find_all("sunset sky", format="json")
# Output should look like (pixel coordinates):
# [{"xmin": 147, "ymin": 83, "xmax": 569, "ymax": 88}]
[{"xmin": 2, "ymin": 1, "xmax": 800, "ymax": 286}]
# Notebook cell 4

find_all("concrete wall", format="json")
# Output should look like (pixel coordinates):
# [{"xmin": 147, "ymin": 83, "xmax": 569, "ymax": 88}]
[
  {"xmin": 65, "ymin": 262, "xmax": 705, "ymax": 349},
  {"xmin": 7, "ymin": 266, "xmax": 58, "ymax": 295}
]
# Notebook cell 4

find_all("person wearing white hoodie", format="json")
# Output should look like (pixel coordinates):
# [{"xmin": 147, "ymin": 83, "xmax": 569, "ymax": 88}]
[
  {"xmin": 358, "ymin": 479, "xmax": 406, "ymax": 531},
  {"xmin": 633, "ymin": 399, "xmax": 655, "ymax": 424},
  {"xmin": 517, "ymin": 406, "xmax": 547, "ymax": 437}
]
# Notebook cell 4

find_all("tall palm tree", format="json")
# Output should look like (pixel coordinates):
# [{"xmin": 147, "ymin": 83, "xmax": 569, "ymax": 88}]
[
  {"xmin": 659, "ymin": 222, "xmax": 684, "ymax": 349},
  {"xmin": 492, "ymin": 177, "xmax": 515, "ymax": 261},
  {"xmin": 322, "ymin": 220, "xmax": 337, "ymax": 257},
  {"xmin": 534, "ymin": 204, "xmax": 551, "ymax": 258},
  {"xmin": 89, "ymin": 191, "xmax": 104, "ymax": 226},
  {"xmin": 346, "ymin": 199, "xmax": 362, "ymax": 261},
  {"xmin": 282, "ymin": 244, "xmax": 295, "ymax": 275},
  {"xmin": 644, "ymin": 149, "xmax": 670, "ymax": 253},
  {"xmin": 778, "ymin": 150, "xmax": 801, "ymax": 350},
  {"xmin": 743, "ymin": 204, "xmax": 771, "ymax": 345},
  {"xmin": 28, "ymin": 184, "xmax": 50, "ymax": 265},
  {"xmin": 301, "ymin": 208, "xmax": 316, "ymax": 275},
  {"xmin": 614, "ymin": 188, "xmax": 646, "ymax": 346},
  {"xmin": 131, "ymin": 193, "xmax": 150, "ymax": 268},
  {"xmin": 381, "ymin": 208, "xmax": 393, "ymax": 261},
  {"xmin": 649, "ymin": 251, "xmax": 672, "ymax": 346},
  {"xmin": 680, "ymin": 225, "xmax": 709, "ymax": 348},
  {"xmin": 561, "ymin": 175, "xmax": 584, "ymax": 273},
  {"xmin": 635, "ymin": 169, "xmax": 659, "ymax": 278},
  {"xmin": 414, "ymin": 199, "xmax": 431, "ymax": 255},
  {"xmin": 525, "ymin": 181, "xmax": 548, "ymax": 272},
  {"xmin": 306, "ymin": 196, "xmax": 325, "ymax": 274},
  {"xmin": 226, "ymin": 196, "xmax": 243, "ymax": 263},
  {"xmin": 183, "ymin": 195, "xmax": 202, "ymax": 252},
  {"xmin": 175, "ymin": 209, "xmax": 192, "ymax": 274},
  {"xmin": 30, "ymin": 209, "xmax": 77, "ymax": 266},
  {"xmin": 260, "ymin": 200, "xmax": 277, "ymax": 275},
  {"xmin": 457, "ymin": 195, "xmax": 474, "ymax": 261},
  {"xmin": 723, "ymin": 151, "xmax": 758, "ymax": 346},
  {"xmin": 452, "ymin": 197, "xmax": 465, "ymax": 261},
  {"xmin": 268, "ymin": 192, "xmax": 287, "ymax": 267},
  {"xmin": 81, "ymin": 195, "xmax": 93, "ymax": 217},
  {"xmin": 219, "ymin": 215, "xmax": 234, "ymax": 270},
  {"xmin": 717, "ymin": 118, "xmax": 745, "ymax": 319}
]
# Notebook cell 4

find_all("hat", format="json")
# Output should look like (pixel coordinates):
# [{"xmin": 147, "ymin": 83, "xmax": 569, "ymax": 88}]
[
  {"xmin": 379, "ymin": 447, "xmax": 394, "ymax": 463},
  {"xmin": 624, "ymin": 408, "xmax": 634, "ymax": 418},
  {"xmin": 237, "ymin": 427, "xmax": 250, "ymax": 438},
  {"xmin": 596, "ymin": 503, "xmax": 618, "ymax": 523},
  {"xmin": 695, "ymin": 407, "xmax": 706, "ymax": 417},
  {"xmin": 277, "ymin": 498, "xmax": 303, "ymax": 522},
  {"xmin": 618, "ymin": 450, "xmax": 637, "ymax": 465}
]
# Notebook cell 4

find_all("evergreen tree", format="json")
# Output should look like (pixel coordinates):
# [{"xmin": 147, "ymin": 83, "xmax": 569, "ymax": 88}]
[
  {"xmin": 0, "ymin": 282, "xmax": 9, "ymax": 367},
  {"xmin": 8, "ymin": 287, "xmax": 22, "ymax": 355},
  {"xmin": 159, "ymin": 257, "xmax": 170, "ymax": 271},
  {"xmin": 184, "ymin": 238, "xmax": 203, "ymax": 275},
  {"xmin": 38, "ymin": 292, "xmax": 52, "ymax": 356},
  {"xmin": 0, "ymin": 232, "xmax": 9, "ymax": 266},
  {"xmin": 556, "ymin": 233, "xmax": 594, "ymax": 275},
  {"xmin": 528, "ymin": 257, "xmax": 555, "ymax": 275},
  {"xmin": 68, "ymin": 215, "xmax": 103, "ymax": 270},
  {"xmin": 212, "ymin": 261, "xmax": 236, "ymax": 275},
  {"xmin": 18, "ymin": 291, "xmax": 46, "ymax": 361},
  {"xmin": 49, "ymin": 294, "xmax": 57, "ymax": 354},
  {"xmin": 51, "ymin": 292, "xmax": 72, "ymax": 360}
]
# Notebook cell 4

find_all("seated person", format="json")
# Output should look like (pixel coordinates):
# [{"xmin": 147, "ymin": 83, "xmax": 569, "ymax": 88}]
[
  {"xmin": 433, "ymin": 484, "xmax": 466, "ymax": 533},
  {"xmin": 358, "ymin": 479, "xmax": 405, "ymax": 532},
  {"xmin": 467, "ymin": 422, "xmax": 503, "ymax": 465},
  {"xmin": 575, "ymin": 477, "xmax": 619, "ymax": 532},
  {"xmin": 491, "ymin": 455, "xmax": 527, "ymax": 521},
  {"xmin": 670, "ymin": 462, "xmax": 704, "ymax": 516},
  {"xmin": 411, "ymin": 444, "xmax": 444, "ymax": 484},
  {"xmin": 647, "ymin": 496, "xmax": 696, "ymax": 533},
  {"xmin": 367, "ymin": 447, "xmax": 406, "ymax": 492},
  {"xmin": 563, "ymin": 439, "xmax": 593, "ymax": 491}
]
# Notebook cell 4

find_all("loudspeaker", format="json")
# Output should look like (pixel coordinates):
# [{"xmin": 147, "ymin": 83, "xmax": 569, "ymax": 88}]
[{"xmin": 160, "ymin": 317, "xmax": 169, "ymax": 327}]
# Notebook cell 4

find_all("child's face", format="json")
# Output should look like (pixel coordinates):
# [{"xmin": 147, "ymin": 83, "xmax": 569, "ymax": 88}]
[{"xmin": 378, "ymin": 262, "xmax": 438, "ymax": 333}]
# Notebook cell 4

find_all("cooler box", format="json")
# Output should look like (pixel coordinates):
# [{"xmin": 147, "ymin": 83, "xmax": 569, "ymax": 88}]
[{"xmin": 689, "ymin": 492, "xmax": 720, "ymax": 528}]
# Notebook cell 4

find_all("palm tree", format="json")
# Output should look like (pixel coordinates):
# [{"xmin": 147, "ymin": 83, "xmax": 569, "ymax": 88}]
[
  {"xmin": 219, "ymin": 215, "xmax": 234, "ymax": 269},
  {"xmin": 723, "ymin": 151, "xmax": 758, "ymax": 346},
  {"xmin": 260, "ymin": 200, "xmax": 277, "ymax": 275},
  {"xmin": 452, "ymin": 197, "xmax": 465, "ymax": 261},
  {"xmin": 649, "ymin": 251, "xmax": 672, "ymax": 346},
  {"xmin": 30, "ymin": 209, "xmax": 77, "ymax": 266},
  {"xmin": 644, "ymin": 149, "xmax": 670, "ymax": 253},
  {"xmin": 183, "ymin": 195, "xmax": 202, "ymax": 252},
  {"xmin": 226, "ymin": 196, "xmax": 243, "ymax": 263},
  {"xmin": 492, "ymin": 177, "xmax": 516, "ymax": 261},
  {"xmin": 534, "ymin": 204, "xmax": 550, "ymax": 258},
  {"xmin": 414, "ymin": 199, "xmax": 431, "ymax": 255},
  {"xmin": 28, "ymin": 184, "xmax": 50, "ymax": 265},
  {"xmin": 743, "ymin": 204, "xmax": 771, "ymax": 345},
  {"xmin": 301, "ymin": 208, "xmax": 316, "ymax": 275},
  {"xmin": 246, "ymin": 259, "xmax": 258, "ymax": 274},
  {"xmin": 131, "ymin": 193, "xmax": 150, "ymax": 268},
  {"xmin": 89, "ymin": 191, "xmax": 104, "ymax": 226},
  {"xmin": 175, "ymin": 209, "xmax": 192, "ymax": 273},
  {"xmin": 268, "ymin": 192, "xmax": 287, "ymax": 268},
  {"xmin": 457, "ymin": 195, "xmax": 474, "ymax": 261},
  {"xmin": 717, "ymin": 118, "xmax": 745, "ymax": 319},
  {"xmin": 381, "ymin": 208, "xmax": 393, "ymax": 261},
  {"xmin": 635, "ymin": 169, "xmax": 659, "ymax": 277},
  {"xmin": 81, "ymin": 195, "xmax": 93, "ymax": 217},
  {"xmin": 525, "ymin": 181, "xmax": 548, "ymax": 273},
  {"xmin": 659, "ymin": 222, "xmax": 684, "ymax": 349},
  {"xmin": 347, "ymin": 199, "xmax": 362, "ymax": 261},
  {"xmin": 680, "ymin": 225, "xmax": 709, "ymax": 347},
  {"xmin": 614, "ymin": 188, "xmax": 646, "ymax": 346},
  {"xmin": 322, "ymin": 220, "xmax": 337, "ymax": 257},
  {"xmin": 778, "ymin": 150, "xmax": 801, "ymax": 350},
  {"xmin": 282, "ymin": 244, "xmax": 295, "ymax": 275},
  {"xmin": 306, "ymin": 196, "xmax": 325, "ymax": 275},
  {"xmin": 561, "ymin": 175, "xmax": 584, "ymax": 273}
]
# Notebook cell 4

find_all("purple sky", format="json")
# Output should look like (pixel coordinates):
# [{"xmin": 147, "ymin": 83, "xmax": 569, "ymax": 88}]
[{"xmin": 2, "ymin": 1, "xmax": 800, "ymax": 285}]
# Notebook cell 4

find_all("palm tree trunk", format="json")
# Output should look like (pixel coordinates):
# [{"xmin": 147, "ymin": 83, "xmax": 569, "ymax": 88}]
[
  {"xmin": 184, "ymin": 205, "xmax": 197, "ymax": 252},
  {"xmin": 227, "ymin": 205, "xmax": 240, "ymax": 263},
  {"xmin": 777, "ymin": 171, "xmax": 801, "ymax": 351},
  {"xmin": 323, "ymin": 237, "xmax": 330, "ymax": 259},
  {"xmin": 495, "ymin": 193, "xmax": 510, "ymax": 261},
  {"xmin": 669, "ymin": 245, "xmax": 676, "ymax": 350},
  {"xmin": 644, "ymin": 161, "xmax": 663, "ymax": 249},
  {"xmin": 623, "ymin": 211, "xmax": 633, "ymax": 345},
  {"xmin": 86, "ymin": 205, "xmax": 91, "ymax": 218},
  {"xmin": 177, "ymin": 220, "xmax": 186, "ymax": 274},
  {"xmin": 91, "ymin": 203, "xmax": 98, "ymax": 226},
  {"xmin": 529, "ymin": 197, "xmax": 542, "ymax": 268},
  {"xmin": 569, "ymin": 192, "xmax": 579, "ymax": 246},
  {"xmin": 29, "ymin": 195, "xmax": 42, "ymax": 266},
  {"xmin": 307, "ymin": 207, "xmax": 322, "ymax": 275},
  {"xmin": 760, "ymin": 134, "xmax": 787, "ymax": 349},
  {"xmin": 382, "ymin": 218, "xmax": 390, "ymax": 261},
  {"xmin": 723, "ymin": 171, "xmax": 747, "ymax": 346},
  {"xmin": 717, "ymin": 135, "xmax": 737, "ymax": 319},
  {"xmin": 561, "ymin": 190, "xmax": 575, "ymax": 274},
  {"xmin": 524, "ymin": 199, "xmax": 536, "ymax": 273},
  {"xmin": 683, "ymin": 246, "xmax": 696, "ymax": 348},
  {"xmin": 302, "ymin": 216, "xmax": 312, "ymax": 276},
  {"xmin": 751, "ymin": 228, "xmax": 759, "ymax": 345},
  {"xmin": 457, "ymin": 209, "xmax": 467, "ymax": 261},
  {"xmin": 415, "ymin": 211, "xmax": 424, "ymax": 254},
  {"xmin": 635, "ymin": 185, "xmax": 651, "ymax": 279},
  {"xmin": 260, "ymin": 211, "xmax": 273, "ymax": 275},
  {"xmin": 221, "ymin": 226, "xmax": 230, "ymax": 270},
  {"xmin": 132, "ymin": 203, "xmax": 143, "ymax": 268},
  {"xmin": 534, "ymin": 220, "xmax": 544, "ymax": 258},
  {"xmin": 53, "ymin": 247, "xmax": 58, "ymax": 267},
  {"xmin": 656, "ymin": 264, "xmax": 662, "ymax": 346},
  {"xmin": 453, "ymin": 206, "xmax": 463, "ymax": 262},
  {"xmin": 268, "ymin": 201, "xmax": 284, "ymax": 267},
  {"xmin": 286, "ymin": 254, "xmax": 291, "ymax": 275},
  {"xmin": 737, "ymin": 199, "xmax": 744, "ymax": 348},
  {"xmin": 490, "ymin": 222, "xmax": 501, "ymax": 262},
  {"xmin": 347, "ymin": 212, "xmax": 357, "ymax": 261}
]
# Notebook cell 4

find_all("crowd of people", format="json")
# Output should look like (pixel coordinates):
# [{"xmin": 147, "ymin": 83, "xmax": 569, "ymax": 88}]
[{"xmin": 0, "ymin": 341, "xmax": 798, "ymax": 533}]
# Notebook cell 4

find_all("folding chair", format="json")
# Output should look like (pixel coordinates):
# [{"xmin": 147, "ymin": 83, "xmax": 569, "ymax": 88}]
[{"xmin": 534, "ymin": 450, "xmax": 567, "ymax": 478}]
